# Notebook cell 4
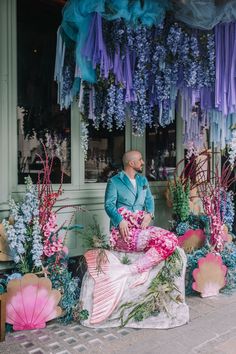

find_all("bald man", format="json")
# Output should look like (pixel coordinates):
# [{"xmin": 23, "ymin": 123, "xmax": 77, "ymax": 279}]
[
  {"xmin": 105, "ymin": 150, "xmax": 154, "ymax": 240},
  {"xmin": 105, "ymin": 150, "xmax": 177, "ymax": 270}
]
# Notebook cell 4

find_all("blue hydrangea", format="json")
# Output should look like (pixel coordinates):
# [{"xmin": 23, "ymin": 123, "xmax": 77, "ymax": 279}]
[{"xmin": 176, "ymin": 221, "xmax": 190, "ymax": 236}]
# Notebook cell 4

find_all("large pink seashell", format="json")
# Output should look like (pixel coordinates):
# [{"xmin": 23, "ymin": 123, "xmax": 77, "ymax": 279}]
[
  {"xmin": 178, "ymin": 229, "xmax": 206, "ymax": 253},
  {"xmin": 6, "ymin": 273, "xmax": 62, "ymax": 330},
  {"xmin": 192, "ymin": 253, "xmax": 227, "ymax": 298}
]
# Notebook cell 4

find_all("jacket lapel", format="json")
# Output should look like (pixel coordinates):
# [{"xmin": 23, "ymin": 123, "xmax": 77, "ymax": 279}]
[
  {"xmin": 134, "ymin": 174, "xmax": 142, "ymax": 202},
  {"xmin": 119, "ymin": 171, "xmax": 136, "ymax": 196}
]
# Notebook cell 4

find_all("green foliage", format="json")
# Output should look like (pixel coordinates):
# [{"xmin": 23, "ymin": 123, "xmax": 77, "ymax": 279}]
[
  {"xmin": 48, "ymin": 263, "xmax": 80, "ymax": 324},
  {"xmin": 170, "ymin": 179, "xmax": 190, "ymax": 222},
  {"xmin": 121, "ymin": 254, "xmax": 131, "ymax": 264},
  {"xmin": 119, "ymin": 249, "xmax": 183, "ymax": 326},
  {"xmin": 80, "ymin": 215, "xmax": 110, "ymax": 250},
  {"xmin": 79, "ymin": 309, "xmax": 89, "ymax": 321},
  {"xmin": 0, "ymin": 278, "xmax": 7, "ymax": 294}
]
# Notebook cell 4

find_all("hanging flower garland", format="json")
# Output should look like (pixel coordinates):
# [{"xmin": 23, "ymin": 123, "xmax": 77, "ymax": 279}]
[
  {"xmin": 77, "ymin": 16, "xmax": 215, "ymax": 141},
  {"xmin": 129, "ymin": 24, "xmax": 152, "ymax": 134}
]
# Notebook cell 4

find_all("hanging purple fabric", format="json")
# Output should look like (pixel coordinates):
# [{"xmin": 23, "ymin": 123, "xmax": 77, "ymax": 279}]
[
  {"xmin": 82, "ymin": 13, "xmax": 113, "ymax": 79},
  {"xmin": 124, "ymin": 49, "xmax": 136, "ymax": 102},
  {"xmin": 113, "ymin": 46, "xmax": 123, "ymax": 84},
  {"xmin": 215, "ymin": 22, "xmax": 236, "ymax": 116}
]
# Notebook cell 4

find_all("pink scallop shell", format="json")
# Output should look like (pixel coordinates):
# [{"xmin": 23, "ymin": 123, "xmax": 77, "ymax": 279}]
[
  {"xmin": 192, "ymin": 253, "xmax": 227, "ymax": 297},
  {"xmin": 6, "ymin": 273, "xmax": 62, "ymax": 330}
]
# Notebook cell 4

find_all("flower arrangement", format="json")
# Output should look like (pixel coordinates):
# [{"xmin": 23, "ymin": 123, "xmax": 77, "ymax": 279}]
[
  {"xmin": 2, "ymin": 148, "xmax": 84, "ymax": 323},
  {"xmin": 170, "ymin": 151, "xmax": 236, "ymax": 295}
]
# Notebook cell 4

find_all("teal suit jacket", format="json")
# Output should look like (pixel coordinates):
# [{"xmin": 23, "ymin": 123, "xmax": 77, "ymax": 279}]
[{"xmin": 104, "ymin": 171, "xmax": 154, "ymax": 227}]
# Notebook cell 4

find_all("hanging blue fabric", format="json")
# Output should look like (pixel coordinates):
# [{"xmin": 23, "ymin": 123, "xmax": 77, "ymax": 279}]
[
  {"xmin": 103, "ymin": 0, "xmax": 170, "ymax": 27},
  {"xmin": 61, "ymin": 0, "xmax": 106, "ymax": 83},
  {"xmin": 174, "ymin": 0, "xmax": 236, "ymax": 30}
]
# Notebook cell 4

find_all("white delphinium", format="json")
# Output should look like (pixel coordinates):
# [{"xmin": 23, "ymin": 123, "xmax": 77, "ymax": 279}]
[
  {"xmin": 228, "ymin": 129, "xmax": 236, "ymax": 167},
  {"xmin": 31, "ymin": 217, "xmax": 43, "ymax": 267}
]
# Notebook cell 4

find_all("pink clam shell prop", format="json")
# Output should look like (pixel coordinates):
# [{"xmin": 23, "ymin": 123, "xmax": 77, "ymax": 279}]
[
  {"xmin": 192, "ymin": 253, "xmax": 227, "ymax": 298},
  {"xmin": 6, "ymin": 273, "xmax": 62, "ymax": 330},
  {"xmin": 178, "ymin": 229, "xmax": 206, "ymax": 253}
]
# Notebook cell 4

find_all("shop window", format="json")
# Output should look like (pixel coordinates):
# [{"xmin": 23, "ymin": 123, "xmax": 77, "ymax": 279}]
[
  {"xmin": 146, "ymin": 122, "xmax": 176, "ymax": 181},
  {"xmin": 85, "ymin": 123, "xmax": 125, "ymax": 183},
  {"xmin": 17, "ymin": 0, "xmax": 71, "ymax": 184}
]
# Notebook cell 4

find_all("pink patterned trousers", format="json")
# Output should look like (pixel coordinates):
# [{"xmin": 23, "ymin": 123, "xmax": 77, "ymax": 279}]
[{"xmin": 110, "ymin": 208, "xmax": 178, "ymax": 260}]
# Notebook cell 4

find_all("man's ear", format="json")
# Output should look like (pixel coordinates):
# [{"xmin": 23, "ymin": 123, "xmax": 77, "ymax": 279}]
[{"xmin": 129, "ymin": 161, "xmax": 134, "ymax": 167}]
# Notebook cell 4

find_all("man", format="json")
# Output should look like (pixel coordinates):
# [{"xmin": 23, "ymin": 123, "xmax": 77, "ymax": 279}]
[
  {"xmin": 105, "ymin": 150, "xmax": 154, "ymax": 238},
  {"xmin": 104, "ymin": 150, "xmax": 177, "ymax": 275}
]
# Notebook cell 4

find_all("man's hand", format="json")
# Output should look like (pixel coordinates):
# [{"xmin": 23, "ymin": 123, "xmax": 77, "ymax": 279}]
[
  {"xmin": 140, "ymin": 213, "xmax": 152, "ymax": 229},
  {"xmin": 119, "ymin": 220, "xmax": 129, "ymax": 241}
]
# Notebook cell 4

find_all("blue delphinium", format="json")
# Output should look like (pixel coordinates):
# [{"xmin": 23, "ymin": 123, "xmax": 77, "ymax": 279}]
[
  {"xmin": 3, "ymin": 176, "xmax": 43, "ymax": 273},
  {"xmin": 220, "ymin": 190, "xmax": 235, "ymax": 231}
]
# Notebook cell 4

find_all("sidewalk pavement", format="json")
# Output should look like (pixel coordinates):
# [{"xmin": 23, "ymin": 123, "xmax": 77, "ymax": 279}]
[{"xmin": 1, "ymin": 293, "xmax": 236, "ymax": 354}]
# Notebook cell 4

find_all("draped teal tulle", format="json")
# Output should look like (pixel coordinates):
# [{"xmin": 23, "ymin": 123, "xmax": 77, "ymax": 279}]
[
  {"xmin": 60, "ymin": 0, "xmax": 170, "ymax": 83},
  {"xmin": 174, "ymin": 0, "xmax": 236, "ymax": 30},
  {"xmin": 61, "ymin": 0, "xmax": 105, "ymax": 83},
  {"xmin": 103, "ymin": 0, "xmax": 170, "ymax": 27}
]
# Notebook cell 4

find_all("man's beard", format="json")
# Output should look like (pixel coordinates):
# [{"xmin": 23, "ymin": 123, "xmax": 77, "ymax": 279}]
[{"xmin": 134, "ymin": 166, "xmax": 143, "ymax": 173}]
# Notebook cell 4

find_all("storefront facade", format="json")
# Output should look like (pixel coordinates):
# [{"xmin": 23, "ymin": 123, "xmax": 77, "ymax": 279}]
[{"xmin": 0, "ymin": 0, "xmax": 184, "ymax": 259}]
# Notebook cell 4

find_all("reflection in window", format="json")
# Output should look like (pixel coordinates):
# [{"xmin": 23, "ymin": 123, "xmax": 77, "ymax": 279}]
[
  {"xmin": 17, "ymin": 0, "xmax": 71, "ymax": 184},
  {"xmin": 146, "ymin": 123, "xmax": 176, "ymax": 181},
  {"xmin": 85, "ymin": 123, "xmax": 125, "ymax": 183}
]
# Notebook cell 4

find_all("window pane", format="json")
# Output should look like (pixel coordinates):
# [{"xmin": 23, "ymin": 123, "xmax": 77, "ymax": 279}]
[
  {"xmin": 85, "ymin": 123, "xmax": 125, "ymax": 183},
  {"xmin": 146, "ymin": 122, "xmax": 176, "ymax": 181},
  {"xmin": 17, "ymin": 0, "xmax": 71, "ymax": 184}
]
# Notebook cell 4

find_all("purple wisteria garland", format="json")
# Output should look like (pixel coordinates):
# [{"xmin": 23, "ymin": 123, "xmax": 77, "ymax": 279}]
[
  {"xmin": 77, "ymin": 15, "xmax": 215, "ymax": 138},
  {"xmin": 55, "ymin": 6, "xmax": 236, "ymax": 163}
]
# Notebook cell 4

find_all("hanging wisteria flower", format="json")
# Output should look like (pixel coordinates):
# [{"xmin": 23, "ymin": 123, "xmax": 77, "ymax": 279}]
[
  {"xmin": 185, "ymin": 141, "xmax": 201, "ymax": 160},
  {"xmin": 115, "ymin": 85, "xmax": 126, "ymax": 129},
  {"xmin": 106, "ymin": 83, "xmax": 116, "ymax": 131},
  {"xmin": 206, "ymin": 32, "xmax": 215, "ymax": 88},
  {"xmin": 80, "ymin": 120, "xmax": 89, "ymax": 160},
  {"xmin": 77, "ymin": 16, "xmax": 216, "ymax": 138},
  {"xmin": 130, "ymin": 25, "xmax": 152, "ymax": 134},
  {"xmin": 167, "ymin": 23, "xmax": 182, "ymax": 56}
]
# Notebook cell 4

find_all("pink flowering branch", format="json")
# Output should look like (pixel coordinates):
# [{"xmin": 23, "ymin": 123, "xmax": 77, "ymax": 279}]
[{"xmin": 36, "ymin": 144, "xmax": 84, "ymax": 263}]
